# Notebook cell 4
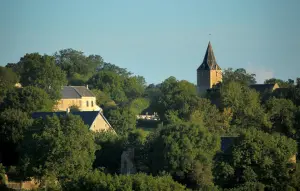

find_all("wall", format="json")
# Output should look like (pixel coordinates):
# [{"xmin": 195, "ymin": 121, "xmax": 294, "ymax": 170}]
[
  {"xmin": 210, "ymin": 70, "xmax": 222, "ymax": 88},
  {"xmin": 55, "ymin": 97, "xmax": 98, "ymax": 111},
  {"xmin": 197, "ymin": 70, "xmax": 210, "ymax": 94},
  {"xmin": 90, "ymin": 113, "xmax": 114, "ymax": 132}
]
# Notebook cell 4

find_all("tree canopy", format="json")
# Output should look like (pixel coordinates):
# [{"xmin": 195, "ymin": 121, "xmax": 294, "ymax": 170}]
[
  {"xmin": 17, "ymin": 53, "xmax": 67, "ymax": 100},
  {"xmin": 146, "ymin": 123, "xmax": 220, "ymax": 189},
  {"xmin": 20, "ymin": 114, "xmax": 96, "ymax": 186},
  {"xmin": 214, "ymin": 129, "xmax": 297, "ymax": 190}
]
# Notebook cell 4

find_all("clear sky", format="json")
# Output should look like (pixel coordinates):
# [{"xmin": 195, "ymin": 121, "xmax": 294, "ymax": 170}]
[{"xmin": 1, "ymin": 0, "xmax": 299, "ymax": 84}]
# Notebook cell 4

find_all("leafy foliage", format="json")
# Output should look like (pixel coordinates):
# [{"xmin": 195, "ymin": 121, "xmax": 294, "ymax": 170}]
[
  {"xmin": 0, "ymin": 67, "xmax": 19, "ymax": 103},
  {"xmin": 105, "ymin": 106, "xmax": 137, "ymax": 135},
  {"xmin": 93, "ymin": 131, "xmax": 125, "ymax": 174},
  {"xmin": 147, "ymin": 123, "xmax": 220, "ymax": 189},
  {"xmin": 1, "ymin": 86, "xmax": 54, "ymax": 113},
  {"xmin": 265, "ymin": 97, "xmax": 298, "ymax": 138},
  {"xmin": 0, "ymin": 109, "xmax": 33, "ymax": 165},
  {"xmin": 54, "ymin": 49, "xmax": 103, "ymax": 79},
  {"xmin": 220, "ymin": 81, "xmax": 271, "ymax": 130},
  {"xmin": 222, "ymin": 68, "xmax": 256, "ymax": 85},
  {"xmin": 66, "ymin": 170, "xmax": 187, "ymax": 191},
  {"xmin": 20, "ymin": 114, "xmax": 96, "ymax": 184},
  {"xmin": 17, "ymin": 53, "xmax": 67, "ymax": 100},
  {"xmin": 214, "ymin": 129, "xmax": 298, "ymax": 190}
]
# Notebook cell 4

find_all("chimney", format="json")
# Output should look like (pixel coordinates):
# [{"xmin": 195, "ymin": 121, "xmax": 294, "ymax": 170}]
[
  {"xmin": 86, "ymin": 84, "xmax": 89, "ymax": 89},
  {"xmin": 66, "ymin": 108, "xmax": 70, "ymax": 114}
]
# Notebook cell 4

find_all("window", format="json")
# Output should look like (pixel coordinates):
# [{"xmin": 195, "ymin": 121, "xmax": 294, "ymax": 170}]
[
  {"xmin": 86, "ymin": 101, "xmax": 89, "ymax": 107},
  {"xmin": 91, "ymin": 101, "xmax": 94, "ymax": 107}
]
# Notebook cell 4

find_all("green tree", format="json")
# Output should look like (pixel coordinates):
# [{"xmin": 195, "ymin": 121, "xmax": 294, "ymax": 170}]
[
  {"xmin": 154, "ymin": 77, "xmax": 199, "ymax": 122},
  {"xmin": 54, "ymin": 49, "xmax": 103, "ymax": 78},
  {"xmin": 214, "ymin": 129, "xmax": 297, "ymax": 190},
  {"xmin": 0, "ymin": 163, "xmax": 7, "ymax": 185},
  {"xmin": 105, "ymin": 106, "xmax": 137, "ymax": 135},
  {"xmin": 190, "ymin": 98, "xmax": 232, "ymax": 134},
  {"xmin": 220, "ymin": 81, "xmax": 271, "ymax": 130},
  {"xmin": 20, "ymin": 114, "xmax": 96, "ymax": 186},
  {"xmin": 0, "ymin": 109, "xmax": 33, "ymax": 165},
  {"xmin": 91, "ymin": 89, "xmax": 116, "ymax": 109},
  {"xmin": 98, "ymin": 62, "xmax": 132, "ymax": 77},
  {"xmin": 17, "ymin": 53, "xmax": 67, "ymax": 100},
  {"xmin": 94, "ymin": 131, "xmax": 125, "ymax": 174},
  {"xmin": 1, "ymin": 86, "xmax": 54, "ymax": 113},
  {"xmin": 124, "ymin": 76, "xmax": 146, "ymax": 100},
  {"xmin": 265, "ymin": 98, "xmax": 297, "ymax": 138},
  {"xmin": 0, "ymin": 66, "xmax": 19, "ymax": 103},
  {"xmin": 147, "ymin": 123, "xmax": 220, "ymax": 189},
  {"xmin": 129, "ymin": 98, "xmax": 150, "ymax": 115},
  {"xmin": 66, "ymin": 170, "xmax": 187, "ymax": 191},
  {"xmin": 88, "ymin": 70, "xmax": 127, "ymax": 103},
  {"xmin": 222, "ymin": 68, "xmax": 256, "ymax": 85}
]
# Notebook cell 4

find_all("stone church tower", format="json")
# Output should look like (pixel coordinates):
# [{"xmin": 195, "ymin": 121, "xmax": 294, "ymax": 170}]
[{"xmin": 197, "ymin": 42, "xmax": 222, "ymax": 94}]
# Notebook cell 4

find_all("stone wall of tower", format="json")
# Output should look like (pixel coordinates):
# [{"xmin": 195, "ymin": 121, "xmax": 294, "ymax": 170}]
[
  {"xmin": 197, "ymin": 70, "xmax": 210, "ymax": 94},
  {"xmin": 210, "ymin": 70, "xmax": 222, "ymax": 88}
]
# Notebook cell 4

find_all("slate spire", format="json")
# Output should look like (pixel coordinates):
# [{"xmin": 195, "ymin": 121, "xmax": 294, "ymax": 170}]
[{"xmin": 197, "ymin": 41, "xmax": 221, "ymax": 70}]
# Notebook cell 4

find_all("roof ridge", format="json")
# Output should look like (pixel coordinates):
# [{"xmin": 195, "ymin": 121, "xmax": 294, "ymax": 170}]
[{"xmin": 71, "ymin": 86, "xmax": 83, "ymax": 97}]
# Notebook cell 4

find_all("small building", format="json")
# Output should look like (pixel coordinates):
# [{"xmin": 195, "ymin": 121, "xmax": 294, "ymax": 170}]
[
  {"xmin": 55, "ymin": 86, "xmax": 101, "ymax": 112},
  {"xmin": 249, "ymin": 83, "xmax": 279, "ymax": 94},
  {"xmin": 197, "ymin": 42, "xmax": 222, "ymax": 94},
  {"xmin": 32, "ymin": 110, "xmax": 115, "ymax": 133}
]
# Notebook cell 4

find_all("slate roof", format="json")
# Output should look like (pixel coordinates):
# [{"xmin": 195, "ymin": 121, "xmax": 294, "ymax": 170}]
[
  {"xmin": 61, "ymin": 86, "xmax": 94, "ymax": 99},
  {"xmin": 249, "ymin": 84, "xmax": 277, "ymax": 93},
  {"xmin": 32, "ymin": 111, "xmax": 112, "ymax": 129},
  {"xmin": 197, "ymin": 42, "xmax": 221, "ymax": 71}
]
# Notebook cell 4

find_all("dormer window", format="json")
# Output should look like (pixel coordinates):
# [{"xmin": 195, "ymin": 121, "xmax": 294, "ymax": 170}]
[{"xmin": 86, "ymin": 101, "xmax": 89, "ymax": 107}]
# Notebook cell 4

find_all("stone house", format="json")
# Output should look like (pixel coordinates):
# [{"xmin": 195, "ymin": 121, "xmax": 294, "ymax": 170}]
[
  {"xmin": 32, "ymin": 110, "xmax": 115, "ymax": 133},
  {"xmin": 55, "ymin": 86, "xmax": 101, "ymax": 112}
]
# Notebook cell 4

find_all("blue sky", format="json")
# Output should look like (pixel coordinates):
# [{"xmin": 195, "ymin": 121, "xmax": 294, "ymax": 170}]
[{"xmin": 1, "ymin": 0, "xmax": 299, "ymax": 84}]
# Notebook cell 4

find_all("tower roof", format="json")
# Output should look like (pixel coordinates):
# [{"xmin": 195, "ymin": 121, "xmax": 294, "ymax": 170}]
[{"xmin": 197, "ymin": 42, "xmax": 221, "ymax": 70}]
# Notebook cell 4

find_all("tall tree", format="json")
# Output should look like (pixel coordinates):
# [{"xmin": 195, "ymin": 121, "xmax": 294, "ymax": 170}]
[
  {"xmin": 220, "ymin": 81, "xmax": 271, "ymax": 130},
  {"xmin": 214, "ymin": 129, "xmax": 297, "ymax": 190},
  {"xmin": 147, "ymin": 123, "xmax": 220, "ymax": 189},
  {"xmin": 0, "ymin": 109, "xmax": 33, "ymax": 165},
  {"xmin": 18, "ymin": 53, "xmax": 67, "ymax": 100},
  {"xmin": 153, "ymin": 77, "xmax": 199, "ymax": 122},
  {"xmin": 88, "ymin": 70, "xmax": 127, "ymax": 103},
  {"xmin": 54, "ymin": 49, "xmax": 103, "ymax": 78},
  {"xmin": 1, "ymin": 86, "xmax": 54, "ymax": 113},
  {"xmin": 0, "ymin": 66, "xmax": 19, "ymax": 103},
  {"xmin": 105, "ymin": 106, "xmax": 137, "ymax": 135},
  {"xmin": 265, "ymin": 98, "xmax": 297, "ymax": 138},
  {"xmin": 222, "ymin": 68, "xmax": 256, "ymax": 85},
  {"xmin": 20, "ymin": 114, "xmax": 96, "ymax": 186}
]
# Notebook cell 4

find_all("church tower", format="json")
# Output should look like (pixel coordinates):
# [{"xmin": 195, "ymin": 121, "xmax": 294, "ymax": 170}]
[{"xmin": 197, "ymin": 42, "xmax": 222, "ymax": 94}]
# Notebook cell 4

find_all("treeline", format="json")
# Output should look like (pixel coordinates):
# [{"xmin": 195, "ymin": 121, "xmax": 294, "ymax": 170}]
[{"xmin": 0, "ymin": 49, "xmax": 300, "ymax": 190}]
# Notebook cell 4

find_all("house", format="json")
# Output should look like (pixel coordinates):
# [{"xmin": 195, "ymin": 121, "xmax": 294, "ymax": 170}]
[
  {"xmin": 55, "ymin": 86, "xmax": 101, "ymax": 111},
  {"xmin": 249, "ymin": 83, "xmax": 279, "ymax": 94},
  {"xmin": 32, "ymin": 110, "xmax": 115, "ymax": 133}
]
